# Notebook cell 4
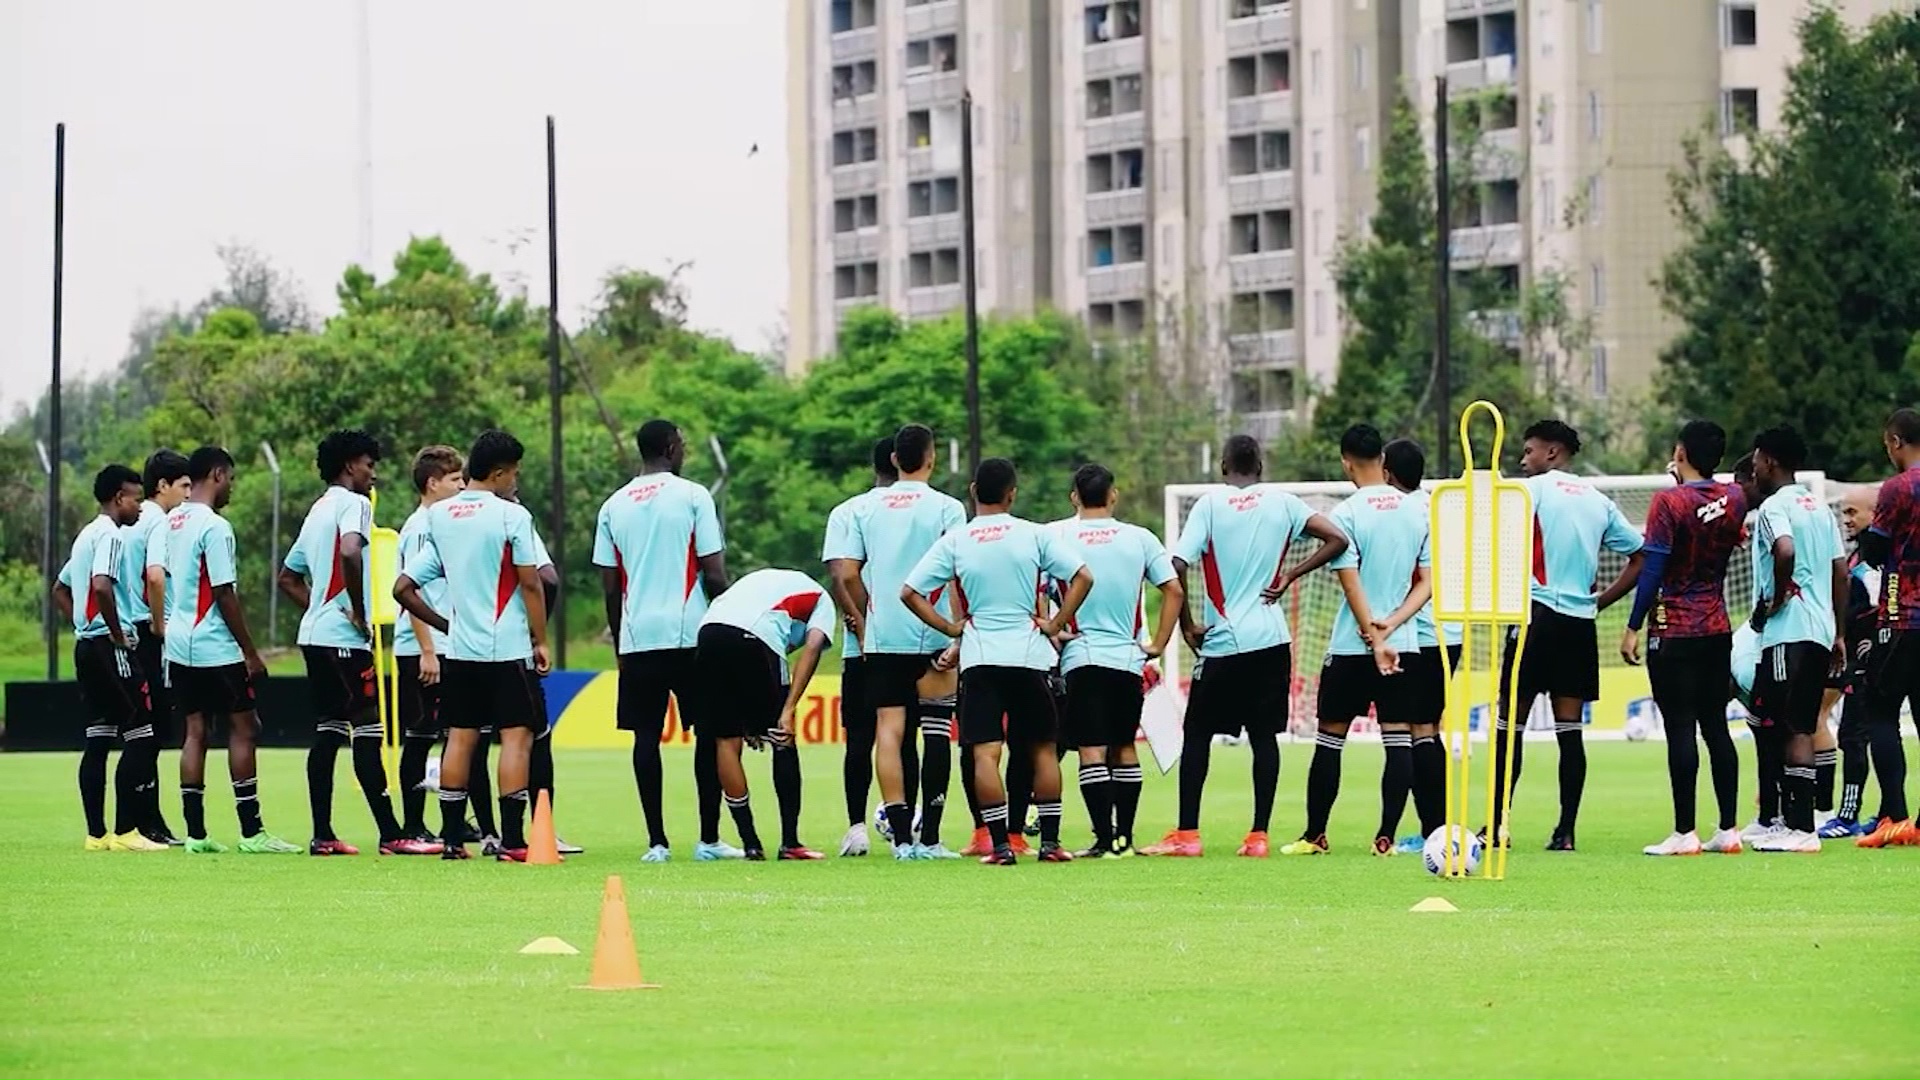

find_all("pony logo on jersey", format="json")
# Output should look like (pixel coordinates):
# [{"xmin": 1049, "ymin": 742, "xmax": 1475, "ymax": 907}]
[
  {"xmin": 880, "ymin": 492, "xmax": 924, "ymax": 511},
  {"xmin": 449, "ymin": 502, "xmax": 480, "ymax": 519},
  {"xmin": 1365, "ymin": 493, "xmax": 1402, "ymax": 511},
  {"xmin": 1695, "ymin": 496, "xmax": 1731, "ymax": 524},
  {"xmin": 1078, "ymin": 527, "xmax": 1119, "ymax": 545},
  {"xmin": 969, "ymin": 523, "xmax": 1011, "ymax": 543},
  {"xmin": 625, "ymin": 481, "xmax": 665, "ymax": 504},
  {"xmin": 1227, "ymin": 493, "xmax": 1261, "ymax": 512}
]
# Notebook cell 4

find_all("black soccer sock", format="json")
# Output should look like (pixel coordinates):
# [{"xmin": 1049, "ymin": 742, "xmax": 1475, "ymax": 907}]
[
  {"xmin": 1006, "ymin": 751, "xmax": 1033, "ymax": 835},
  {"xmin": 883, "ymin": 802, "xmax": 914, "ymax": 849},
  {"xmin": 1813, "ymin": 748, "xmax": 1837, "ymax": 814},
  {"xmin": 917, "ymin": 712, "xmax": 952, "ymax": 848},
  {"xmin": 1753, "ymin": 722, "xmax": 1783, "ymax": 824},
  {"xmin": 500, "ymin": 788, "xmax": 529, "ymax": 850},
  {"xmin": 1491, "ymin": 719, "xmax": 1526, "ymax": 832},
  {"xmin": 147, "ymin": 712, "xmax": 174, "ymax": 838},
  {"xmin": 79, "ymin": 729, "xmax": 114, "ymax": 837},
  {"xmin": 1782, "ymin": 763, "xmax": 1816, "ymax": 833},
  {"xmin": 399, "ymin": 736, "xmax": 433, "ymax": 835},
  {"xmin": 233, "ymin": 777, "xmax": 263, "ymax": 838},
  {"xmin": 1078, "ymin": 762, "xmax": 1113, "ymax": 847},
  {"xmin": 1176, "ymin": 725, "xmax": 1212, "ymax": 831},
  {"xmin": 1301, "ymin": 729, "xmax": 1345, "ymax": 839},
  {"xmin": 901, "ymin": 735, "xmax": 921, "ymax": 822},
  {"xmin": 725, "ymin": 792, "xmax": 762, "ymax": 852},
  {"xmin": 960, "ymin": 747, "xmax": 984, "ymax": 828},
  {"xmin": 351, "ymin": 729, "xmax": 403, "ymax": 842},
  {"xmin": 1699, "ymin": 713, "xmax": 1741, "ymax": 833},
  {"xmin": 1867, "ymin": 714, "xmax": 1907, "ymax": 821},
  {"xmin": 1838, "ymin": 708, "xmax": 1869, "ymax": 822},
  {"xmin": 982, "ymin": 801, "xmax": 1010, "ymax": 851},
  {"xmin": 1250, "ymin": 732, "xmax": 1280, "ymax": 835},
  {"xmin": 469, "ymin": 738, "xmax": 497, "ymax": 838},
  {"xmin": 1035, "ymin": 799, "xmax": 1062, "ymax": 845},
  {"xmin": 843, "ymin": 722, "xmax": 875, "ymax": 827},
  {"xmin": 1110, "ymin": 763, "xmax": 1143, "ymax": 845},
  {"xmin": 438, "ymin": 788, "xmax": 469, "ymax": 844},
  {"xmin": 772, "ymin": 744, "xmax": 803, "ymax": 850},
  {"xmin": 1411, "ymin": 735, "xmax": 1446, "ymax": 836},
  {"xmin": 113, "ymin": 731, "xmax": 158, "ymax": 835},
  {"xmin": 1554, "ymin": 725, "xmax": 1587, "ymax": 838},
  {"xmin": 631, "ymin": 735, "xmax": 669, "ymax": 848},
  {"xmin": 529, "ymin": 732, "xmax": 555, "ymax": 807},
  {"xmin": 306, "ymin": 727, "xmax": 347, "ymax": 841},
  {"xmin": 1377, "ymin": 731, "xmax": 1412, "ymax": 841},
  {"xmin": 1663, "ymin": 712, "xmax": 1702, "ymax": 834},
  {"xmin": 182, "ymin": 784, "xmax": 207, "ymax": 840},
  {"xmin": 695, "ymin": 734, "xmax": 723, "ymax": 845}
]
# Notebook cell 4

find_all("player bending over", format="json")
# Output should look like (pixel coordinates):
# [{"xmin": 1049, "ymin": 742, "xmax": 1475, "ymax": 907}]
[
  {"xmin": 126, "ymin": 449, "xmax": 192, "ymax": 845},
  {"xmin": 393, "ymin": 430, "xmax": 552, "ymax": 862},
  {"xmin": 903, "ymin": 458, "xmax": 1092, "ymax": 865},
  {"xmin": 1492, "ymin": 420, "xmax": 1644, "ymax": 852},
  {"xmin": 1285, "ymin": 425, "xmax": 1432, "ymax": 857},
  {"xmin": 1853, "ymin": 407, "xmax": 1920, "ymax": 848},
  {"xmin": 1141, "ymin": 435, "xmax": 1347, "ymax": 858}
]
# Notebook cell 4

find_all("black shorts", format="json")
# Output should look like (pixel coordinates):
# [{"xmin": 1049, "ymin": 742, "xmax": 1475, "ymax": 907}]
[
  {"xmin": 865, "ymin": 653, "xmax": 938, "ymax": 710},
  {"xmin": 133, "ymin": 622, "xmax": 170, "ymax": 731},
  {"xmin": 687, "ymin": 624, "xmax": 784, "ymax": 740},
  {"xmin": 75, "ymin": 636, "xmax": 152, "ymax": 731},
  {"xmin": 1064, "ymin": 666, "xmax": 1143, "ymax": 748},
  {"xmin": 1749, "ymin": 641, "xmax": 1830, "ymax": 735},
  {"xmin": 1187, "ymin": 644, "xmax": 1291, "ymax": 737},
  {"xmin": 1317, "ymin": 652, "xmax": 1419, "ymax": 727},
  {"xmin": 1500, "ymin": 604, "xmax": 1600, "ymax": 715},
  {"xmin": 1647, "ymin": 633, "xmax": 1733, "ymax": 727},
  {"xmin": 168, "ymin": 661, "xmax": 258, "ymax": 720},
  {"xmin": 302, "ymin": 646, "xmax": 375, "ymax": 724},
  {"xmin": 959, "ymin": 666, "xmax": 1059, "ymax": 747},
  {"xmin": 840, "ymin": 656, "xmax": 875, "ymax": 739},
  {"xmin": 395, "ymin": 654, "xmax": 444, "ymax": 738},
  {"xmin": 1408, "ymin": 644, "xmax": 1463, "ymax": 727},
  {"xmin": 440, "ymin": 658, "xmax": 544, "ymax": 732},
  {"xmin": 616, "ymin": 648, "xmax": 698, "ymax": 733},
  {"xmin": 1866, "ymin": 629, "xmax": 1920, "ymax": 720}
]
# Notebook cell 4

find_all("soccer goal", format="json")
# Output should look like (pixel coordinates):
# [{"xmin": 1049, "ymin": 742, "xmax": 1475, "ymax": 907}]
[{"xmin": 1161, "ymin": 471, "xmax": 1833, "ymax": 741}]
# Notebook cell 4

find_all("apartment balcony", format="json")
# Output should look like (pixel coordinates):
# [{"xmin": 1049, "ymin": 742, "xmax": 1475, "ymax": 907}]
[
  {"xmin": 1227, "ymin": 171, "xmax": 1295, "ymax": 211},
  {"xmin": 905, "ymin": 71, "xmax": 963, "ymax": 108},
  {"xmin": 1446, "ymin": 0, "xmax": 1516, "ymax": 13},
  {"xmin": 903, "ymin": 0, "xmax": 960, "ymax": 37},
  {"xmin": 831, "ymin": 94, "xmax": 880, "ymax": 130},
  {"xmin": 906, "ymin": 214, "xmax": 962, "ymax": 249},
  {"xmin": 1085, "ymin": 37, "xmax": 1145, "ymax": 79},
  {"xmin": 905, "ymin": 145, "xmax": 937, "ymax": 177},
  {"xmin": 1226, "ymin": 3, "xmax": 1292, "ymax": 52},
  {"xmin": 830, "ymin": 161, "xmax": 881, "ymax": 196},
  {"xmin": 1228, "ymin": 251, "xmax": 1295, "ymax": 291},
  {"xmin": 1449, "ymin": 223, "xmax": 1523, "ymax": 267},
  {"xmin": 906, "ymin": 283, "xmax": 964, "ymax": 318},
  {"xmin": 835, "ymin": 294, "xmax": 879, "ymax": 315},
  {"xmin": 1465, "ymin": 308, "xmax": 1523, "ymax": 346},
  {"xmin": 831, "ymin": 229, "xmax": 884, "ymax": 263},
  {"xmin": 830, "ymin": 26, "xmax": 878, "ymax": 63},
  {"xmin": 1474, "ymin": 127, "xmax": 1523, "ymax": 179},
  {"xmin": 1085, "ymin": 188, "xmax": 1147, "ymax": 226},
  {"xmin": 1238, "ymin": 409, "xmax": 1294, "ymax": 443},
  {"xmin": 1446, "ymin": 53, "xmax": 1515, "ymax": 94},
  {"xmin": 1227, "ymin": 91, "xmax": 1294, "ymax": 134},
  {"xmin": 1085, "ymin": 113, "xmax": 1147, "ymax": 152},
  {"xmin": 1086, "ymin": 262, "xmax": 1148, "ymax": 302},
  {"xmin": 1228, "ymin": 330, "xmax": 1299, "ymax": 369}
]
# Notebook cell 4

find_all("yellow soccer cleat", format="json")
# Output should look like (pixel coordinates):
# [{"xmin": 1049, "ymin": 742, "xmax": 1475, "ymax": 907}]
[
  {"xmin": 1279, "ymin": 835, "xmax": 1330, "ymax": 856},
  {"xmin": 84, "ymin": 835, "xmax": 111, "ymax": 852},
  {"xmin": 109, "ymin": 831, "xmax": 171, "ymax": 852}
]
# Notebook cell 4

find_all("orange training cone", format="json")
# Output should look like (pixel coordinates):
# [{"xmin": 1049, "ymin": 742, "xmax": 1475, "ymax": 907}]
[
  {"xmin": 527, "ymin": 790, "xmax": 561, "ymax": 865},
  {"xmin": 581, "ymin": 875, "xmax": 658, "ymax": 990}
]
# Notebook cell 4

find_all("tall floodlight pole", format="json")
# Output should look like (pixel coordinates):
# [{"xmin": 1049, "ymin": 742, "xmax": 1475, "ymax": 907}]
[
  {"xmin": 1434, "ymin": 74, "xmax": 1453, "ymax": 478},
  {"xmin": 261, "ymin": 442, "xmax": 283, "ymax": 647},
  {"xmin": 959, "ymin": 91, "xmax": 982, "ymax": 483},
  {"xmin": 46, "ymin": 123, "xmax": 66, "ymax": 681},
  {"xmin": 546, "ymin": 116, "xmax": 566, "ymax": 669},
  {"xmin": 354, "ymin": 0, "xmax": 375, "ymax": 267}
]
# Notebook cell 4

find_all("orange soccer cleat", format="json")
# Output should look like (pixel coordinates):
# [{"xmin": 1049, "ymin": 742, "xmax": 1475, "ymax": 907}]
[
  {"xmin": 1008, "ymin": 834, "xmax": 1033, "ymax": 857},
  {"xmin": 1139, "ymin": 829, "xmax": 1203, "ymax": 857},
  {"xmin": 1237, "ymin": 831, "xmax": 1272, "ymax": 858},
  {"xmin": 1855, "ymin": 817, "xmax": 1918, "ymax": 849},
  {"xmin": 961, "ymin": 827, "xmax": 994, "ymax": 857}
]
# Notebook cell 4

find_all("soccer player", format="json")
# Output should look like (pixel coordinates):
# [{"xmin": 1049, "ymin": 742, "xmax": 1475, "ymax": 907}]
[
  {"xmin": 1286, "ymin": 425, "xmax": 1432, "ymax": 857},
  {"xmin": 1821, "ymin": 484, "xmax": 1883, "ymax": 838},
  {"xmin": 1050, "ymin": 463, "xmax": 1183, "ymax": 857},
  {"xmin": 593, "ymin": 419, "xmax": 730, "ymax": 862},
  {"xmin": 1140, "ymin": 435, "xmax": 1347, "ymax": 858},
  {"xmin": 834, "ymin": 424, "xmax": 967, "ymax": 859},
  {"xmin": 504, "ymin": 485, "xmax": 579, "ymax": 856},
  {"xmin": 1855, "ymin": 406, "xmax": 1920, "ymax": 848},
  {"xmin": 160, "ymin": 447, "xmax": 299, "ymax": 853},
  {"xmin": 54, "ymin": 464, "xmax": 165, "ymax": 851},
  {"xmin": 1744, "ymin": 425, "xmax": 1846, "ymax": 854},
  {"xmin": 1492, "ymin": 420, "xmax": 1645, "ymax": 852},
  {"xmin": 393, "ymin": 430, "xmax": 551, "ymax": 862},
  {"xmin": 394, "ymin": 446, "xmax": 466, "ymax": 846},
  {"xmin": 279, "ymin": 431, "xmax": 428, "ymax": 856},
  {"xmin": 125, "ymin": 449, "xmax": 192, "ymax": 845},
  {"xmin": 1622, "ymin": 420, "xmax": 1747, "ymax": 857},
  {"xmin": 1384, "ymin": 438, "xmax": 1456, "ymax": 853},
  {"xmin": 822, "ymin": 436, "xmax": 921, "ymax": 856},
  {"xmin": 684, "ymin": 567, "xmax": 840, "ymax": 860},
  {"xmin": 1728, "ymin": 453, "xmax": 1787, "ymax": 839},
  {"xmin": 902, "ymin": 457, "xmax": 1092, "ymax": 864}
]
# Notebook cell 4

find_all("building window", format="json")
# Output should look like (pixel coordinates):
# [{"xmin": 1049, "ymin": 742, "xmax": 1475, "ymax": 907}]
[
  {"xmin": 1228, "ymin": 50, "xmax": 1292, "ymax": 99},
  {"xmin": 1313, "ymin": 289, "xmax": 1327, "ymax": 336},
  {"xmin": 829, "ymin": 0, "xmax": 876, "ymax": 34},
  {"xmin": 909, "ymin": 248, "xmax": 964, "ymax": 288},
  {"xmin": 1350, "ymin": 44, "xmax": 1368, "ymax": 91},
  {"xmin": 1536, "ymin": 93, "xmax": 1555, "ymax": 144},
  {"xmin": 907, "ymin": 177, "xmax": 961, "ymax": 218},
  {"xmin": 1539, "ymin": 177, "xmax": 1556, "ymax": 231},
  {"xmin": 1310, "ymin": 128, "xmax": 1323, "ymax": 175},
  {"xmin": 831, "ymin": 60, "xmax": 877, "ymax": 101},
  {"xmin": 1227, "ymin": 130, "xmax": 1291, "ymax": 176},
  {"xmin": 1585, "ymin": 0, "xmax": 1602, "ymax": 53},
  {"xmin": 1008, "ymin": 103, "xmax": 1022, "ymax": 144},
  {"xmin": 831, "ymin": 127, "xmax": 880, "ymax": 166},
  {"xmin": 1086, "ymin": 148, "xmax": 1146, "ymax": 192},
  {"xmin": 1229, "ymin": 289, "xmax": 1295, "ymax": 334},
  {"xmin": 834, "ymin": 260, "xmax": 880, "ymax": 299},
  {"xmin": 833, "ymin": 195, "xmax": 880, "ymax": 233},
  {"xmin": 1229, "ymin": 210, "xmax": 1294, "ymax": 255},
  {"xmin": 1085, "ymin": 1, "xmax": 1142, "ymax": 45},
  {"xmin": 1586, "ymin": 90, "xmax": 1602, "ymax": 141},
  {"xmin": 1585, "ymin": 174, "xmax": 1603, "ymax": 225},
  {"xmin": 1720, "ymin": 88, "xmax": 1760, "ymax": 135},
  {"xmin": 1355, "ymin": 125, "xmax": 1372, "ymax": 172},
  {"xmin": 905, "ymin": 33, "xmax": 959, "ymax": 77},
  {"xmin": 1589, "ymin": 343, "xmax": 1609, "ymax": 397},
  {"xmin": 1312, "ymin": 208, "xmax": 1325, "ymax": 256},
  {"xmin": 1086, "ymin": 75, "xmax": 1145, "ymax": 119},
  {"xmin": 1087, "ymin": 225, "xmax": 1146, "ymax": 268},
  {"xmin": 1724, "ymin": 3, "xmax": 1758, "ymax": 47},
  {"xmin": 1590, "ymin": 261, "xmax": 1606, "ymax": 310}
]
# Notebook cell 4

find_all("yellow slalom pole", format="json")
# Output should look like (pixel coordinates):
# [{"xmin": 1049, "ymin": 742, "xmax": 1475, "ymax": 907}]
[{"xmin": 368, "ymin": 488, "xmax": 403, "ymax": 792}]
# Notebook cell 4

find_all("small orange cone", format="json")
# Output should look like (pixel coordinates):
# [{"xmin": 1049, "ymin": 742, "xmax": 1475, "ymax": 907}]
[
  {"xmin": 580, "ymin": 875, "xmax": 658, "ymax": 991},
  {"xmin": 527, "ymin": 790, "xmax": 561, "ymax": 865}
]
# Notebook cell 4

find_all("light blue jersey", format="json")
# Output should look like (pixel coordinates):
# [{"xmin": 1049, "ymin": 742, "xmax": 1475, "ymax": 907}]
[
  {"xmin": 1752, "ymin": 483, "xmax": 1845, "ymax": 650},
  {"xmin": 592, "ymin": 473, "xmax": 724, "ymax": 654},
  {"xmin": 905, "ymin": 513, "xmax": 1085, "ymax": 672},
  {"xmin": 701, "ymin": 568, "xmax": 839, "ymax": 682},
  {"xmin": 1049, "ymin": 516, "xmax": 1174, "ymax": 675},
  {"xmin": 284, "ymin": 486, "xmax": 373, "ymax": 651},
  {"xmin": 161, "ymin": 502, "xmax": 243, "ymax": 668},
  {"xmin": 847, "ymin": 480, "xmax": 966, "ymax": 655},
  {"xmin": 1403, "ymin": 489, "xmax": 1463, "ymax": 649},
  {"xmin": 820, "ymin": 490, "xmax": 874, "ymax": 660},
  {"xmin": 403, "ymin": 490, "xmax": 540, "ymax": 663},
  {"xmin": 60, "ymin": 515, "xmax": 132, "ymax": 640},
  {"xmin": 1326, "ymin": 485, "xmax": 1429, "ymax": 656},
  {"xmin": 392, "ymin": 506, "xmax": 449, "ymax": 659},
  {"xmin": 122, "ymin": 501, "xmax": 167, "ymax": 625},
  {"xmin": 1524, "ymin": 469, "xmax": 1643, "ymax": 619},
  {"xmin": 1171, "ymin": 484, "xmax": 1315, "ymax": 658}
]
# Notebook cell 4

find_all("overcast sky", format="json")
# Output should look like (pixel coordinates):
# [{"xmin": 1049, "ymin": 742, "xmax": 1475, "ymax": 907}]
[{"xmin": 1, "ymin": 0, "xmax": 787, "ymax": 412}]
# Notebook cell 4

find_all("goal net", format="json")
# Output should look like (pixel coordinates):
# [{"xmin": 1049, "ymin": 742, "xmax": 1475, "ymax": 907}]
[{"xmin": 1162, "ymin": 471, "xmax": 1832, "ymax": 740}]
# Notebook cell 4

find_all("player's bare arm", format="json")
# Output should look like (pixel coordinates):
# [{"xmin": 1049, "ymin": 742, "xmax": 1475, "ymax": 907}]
[
  {"xmin": 51, "ymin": 579, "xmax": 73, "ymax": 623},
  {"xmin": 91, "ymin": 570, "xmax": 128, "ymax": 649},
  {"xmin": 393, "ymin": 575, "xmax": 450, "ymax": 636},
  {"xmin": 698, "ymin": 550, "xmax": 730, "ymax": 601},
  {"xmin": 900, "ymin": 583, "xmax": 962, "ymax": 639},
  {"xmin": 1170, "ymin": 556, "xmax": 1205, "ymax": 651},
  {"xmin": 412, "ymin": 613, "xmax": 441, "ymax": 685},
  {"xmin": 144, "ymin": 565, "xmax": 168, "ymax": 639},
  {"xmin": 1595, "ymin": 550, "xmax": 1645, "ymax": 612},
  {"xmin": 518, "ymin": 563, "xmax": 551, "ymax": 674},
  {"xmin": 275, "ymin": 565, "xmax": 311, "ymax": 613},
  {"xmin": 1767, "ymin": 533, "xmax": 1796, "ymax": 620},
  {"xmin": 1042, "ymin": 566, "xmax": 1095, "ymax": 640},
  {"xmin": 1829, "ymin": 555, "xmax": 1849, "ymax": 673},
  {"xmin": 598, "ymin": 566, "xmax": 623, "ymax": 643},
  {"xmin": 830, "ymin": 557, "xmax": 870, "ymax": 642},
  {"xmin": 339, "ymin": 530, "xmax": 368, "ymax": 630},
  {"xmin": 1146, "ymin": 574, "xmax": 1184, "ymax": 659},
  {"xmin": 777, "ymin": 629, "xmax": 834, "ymax": 747},
  {"xmin": 1262, "ymin": 514, "xmax": 1348, "ymax": 602},
  {"xmin": 213, "ymin": 582, "xmax": 265, "ymax": 677}
]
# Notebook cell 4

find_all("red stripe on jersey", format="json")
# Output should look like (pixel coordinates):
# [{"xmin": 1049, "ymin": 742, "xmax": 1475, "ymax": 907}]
[
  {"xmin": 84, "ymin": 583, "xmax": 100, "ymax": 624},
  {"xmin": 773, "ymin": 592, "xmax": 821, "ymax": 622},
  {"xmin": 616, "ymin": 549, "xmax": 629, "ymax": 599},
  {"xmin": 1265, "ymin": 539, "xmax": 1294, "ymax": 590},
  {"xmin": 1133, "ymin": 594, "xmax": 1144, "ymax": 637},
  {"xmin": 324, "ymin": 532, "xmax": 347, "ymax": 602},
  {"xmin": 196, "ymin": 554, "xmax": 215, "ymax": 625},
  {"xmin": 952, "ymin": 577, "xmax": 970, "ymax": 624},
  {"xmin": 1201, "ymin": 546, "xmax": 1227, "ymax": 617},
  {"xmin": 683, "ymin": 537, "xmax": 698, "ymax": 599},
  {"xmin": 495, "ymin": 546, "xmax": 517, "ymax": 619},
  {"xmin": 929, "ymin": 585, "xmax": 945, "ymax": 606},
  {"xmin": 1532, "ymin": 518, "xmax": 1548, "ymax": 586}
]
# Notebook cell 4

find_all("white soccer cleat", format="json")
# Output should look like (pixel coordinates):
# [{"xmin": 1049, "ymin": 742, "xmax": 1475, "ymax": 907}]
[
  {"xmin": 1753, "ymin": 829, "xmax": 1821, "ymax": 854},
  {"xmin": 839, "ymin": 823, "xmax": 870, "ymax": 857},
  {"xmin": 1738, "ymin": 818, "xmax": 1783, "ymax": 844},
  {"xmin": 1643, "ymin": 831, "xmax": 1703, "ymax": 856},
  {"xmin": 1703, "ymin": 828, "xmax": 1744, "ymax": 854}
]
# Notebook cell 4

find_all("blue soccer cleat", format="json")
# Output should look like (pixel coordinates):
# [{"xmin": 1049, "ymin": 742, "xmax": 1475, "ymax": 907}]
[{"xmin": 694, "ymin": 841, "xmax": 746, "ymax": 861}]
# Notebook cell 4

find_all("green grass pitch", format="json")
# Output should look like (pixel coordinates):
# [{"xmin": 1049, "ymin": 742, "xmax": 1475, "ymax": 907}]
[{"xmin": 3, "ymin": 742, "xmax": 1917, "ymax": 1078}]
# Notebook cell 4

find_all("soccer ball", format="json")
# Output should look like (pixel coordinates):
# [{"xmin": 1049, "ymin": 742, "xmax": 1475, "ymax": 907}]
[
  {"xmin": 423, "ymin": 756, "xmax": 442, "ymax": 792},
  {"xmin": 871, "ymin": 801, "xmax": 922, "ymax": 843},
  {"xmin": 1422, "ymin": 825, "xmax": 1484, "ymax": 876}
]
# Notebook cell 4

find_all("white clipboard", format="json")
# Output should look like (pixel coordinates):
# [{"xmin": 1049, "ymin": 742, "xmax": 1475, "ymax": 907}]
[{"xmin": 1140, "ymin": 678, "xmax": 1186, "ymax": 775}]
